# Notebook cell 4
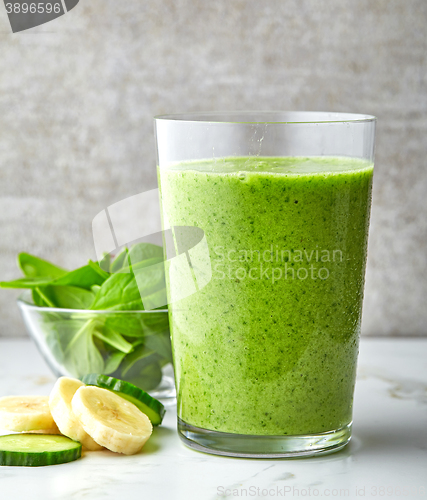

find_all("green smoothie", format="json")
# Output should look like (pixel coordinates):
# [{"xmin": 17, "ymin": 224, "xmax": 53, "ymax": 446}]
[{"xmin": 158, "ymin": 156, "xmax": 373, "ymax": 436}]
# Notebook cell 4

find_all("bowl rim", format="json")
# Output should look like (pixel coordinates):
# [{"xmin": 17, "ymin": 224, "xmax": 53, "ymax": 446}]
[
  {"xmin": 17, "ymin": 291, "xmax": 168, "ymax": 314},
  {"xmin": 154, "ymin": 110, "xmax": 377, "ymax": 125}
]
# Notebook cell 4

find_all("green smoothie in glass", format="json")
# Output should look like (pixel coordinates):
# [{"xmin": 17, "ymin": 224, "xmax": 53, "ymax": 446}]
[{"xmin": 159, "ymin": 156, "xmax": 373, "ymax": 436}]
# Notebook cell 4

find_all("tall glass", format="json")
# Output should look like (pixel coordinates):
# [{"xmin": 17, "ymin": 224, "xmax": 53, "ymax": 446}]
[{"xmin": 155, "ymin": 112, "xmax": 376, "ymax": 458}]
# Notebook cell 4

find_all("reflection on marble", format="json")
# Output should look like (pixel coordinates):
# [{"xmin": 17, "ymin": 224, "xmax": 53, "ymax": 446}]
[{"xmin": 0, "ymin": 339, "xmax": 426, "ymax": 500}]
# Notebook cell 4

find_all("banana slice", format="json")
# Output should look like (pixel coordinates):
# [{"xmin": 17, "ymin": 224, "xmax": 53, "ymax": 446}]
[
  {"xmin": 0, "ymin": 395, "xmax": 55, "ymax": 432},
  {"xmin": 28, "ymin": 421, "xmax": 61, "ymax": 434},
  {"xmin": 49, "ymin": 377, "xmax": 103, "ymax": 451},
  {"xmin": 72, "ymin": 386, "xmax": 153, "ymax": 455}
]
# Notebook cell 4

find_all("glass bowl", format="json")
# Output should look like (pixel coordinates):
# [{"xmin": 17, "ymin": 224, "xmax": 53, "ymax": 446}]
[{"xmin": 17, "ymin": 291, "xmax": 175, "ymax": 404}]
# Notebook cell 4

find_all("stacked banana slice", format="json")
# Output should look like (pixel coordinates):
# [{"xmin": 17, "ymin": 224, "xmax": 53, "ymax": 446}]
[
  {"xmin": 49, "ymin": 378, "xmax": 104, "ymax": 451},
  {"xmin": 0, "ymin": 377, "xmax": 153, "ymax": 455}
]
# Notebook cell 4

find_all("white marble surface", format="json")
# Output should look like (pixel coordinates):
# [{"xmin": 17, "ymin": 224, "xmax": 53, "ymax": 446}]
[{"xmin": 0, "ymin": 338, "xmax": 426, "ymax": 500}]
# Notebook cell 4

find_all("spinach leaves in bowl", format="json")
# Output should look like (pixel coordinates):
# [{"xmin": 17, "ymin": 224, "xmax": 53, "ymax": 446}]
[{"xmin": 1, "ymin": 245, "xmax": 174, "ymax": 397}]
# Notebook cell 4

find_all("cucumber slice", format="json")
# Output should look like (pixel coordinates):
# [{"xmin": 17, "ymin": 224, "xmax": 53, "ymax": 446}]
[
  {"xmin": 0, "ymin": 434, "xmax": 81, "ymax": 467},
  {"xmin": 81, "ymin": 374, "xmax": 165, "ymax": 426}
]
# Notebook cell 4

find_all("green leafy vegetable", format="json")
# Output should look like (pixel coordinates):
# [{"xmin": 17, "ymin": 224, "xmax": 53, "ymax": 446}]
[
  {"xmin": 103, "ymin": 351, "xmax": 127, "ymax": 374},
  {"xmin": 33, "ymin": 287, "xmax": 54, "ymax": 307},
  {"xmin": 0, "ymin": 263, "xmax": 106, "ymax": 291},
  {"xmin": 98, "ymin": 252, "xmax": 111, "ymax": 273},
  {"xmin": 2, "ymin": 244, "xmax": 172, "ymax": 391},
  {"xmin": 18, "ymin": 253, "xmax": 68, "ymax": 279},
  {"xmin": 87, "ymin": 260, "xmax": 110, "ymax": 281},
  {"xmin": 110, "ymin": 247, "xmax": 129, "ymax": 273},
  {"xmin": 39, "ymin": 285, "xmax": 95, "ymax": 310},
  {"xmin": 90, "ymin": 272, "xmax": 144, "ymax": 311},
  {"xmin": 127, "ymin": 244, "xmax": 164, "ymax": 266},
  {"xmin": 0, "ymin": 277, "xmax": 55, "ymax": 289},
  {"xmin": 92, "ymin": 324, "xmax": 134, "ymax": 353},
  {"xmin": 64, "ymin": 319, "xmax": 105, "ymax": 375},
  {"xmin": 53, "ymin": 264, "xmax": 107, "ymax": 289}
]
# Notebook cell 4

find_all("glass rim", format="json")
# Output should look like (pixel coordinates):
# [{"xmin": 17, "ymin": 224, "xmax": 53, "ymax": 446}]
[
  {"xmin": 154, "ymin": 111, "xmax": 377, "ymax": 125},
  {"xmin": 17, "ymin": 292, "xmax": 168, "ymax": 314}
]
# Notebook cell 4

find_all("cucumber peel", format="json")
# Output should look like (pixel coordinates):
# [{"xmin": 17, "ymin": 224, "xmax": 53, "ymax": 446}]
[
  {"xmin": 0, "ymin": 434, "xmax": 81, "ymax": 467},
  {"xmin": 81, "ymin": 374, "xmax": 165, "ymax": 426}
]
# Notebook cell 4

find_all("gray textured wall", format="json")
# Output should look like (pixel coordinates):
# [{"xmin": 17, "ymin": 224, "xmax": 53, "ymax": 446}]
[{"xmin": 0, "ymin": 0, "xmax": 426, "ymax": 337}]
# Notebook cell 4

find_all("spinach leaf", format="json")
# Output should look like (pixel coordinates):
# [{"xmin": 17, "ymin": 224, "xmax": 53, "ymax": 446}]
[
  {"xmin": 144, "ymin": 331, "xmax": 173, "ymax": 361},
  {"xmin": 87, "ymin": 260, "xmax": 110, "ymax": 282},
  {"xmin": 41, "ymin": 317, "xmax": 93, "ymax": 373},
  {"xmin": 32, "ymin": 288, "xmax": 46, "ymax": 307},
  {"xmin": 1, "ymin": 261, "xmax": 105, "ymax": 290},
  {"xmin": 119, "ymin": 341, "xmax": 163, "ymax": 390},
  {"xmin": 38, "ymin": 285, "xmax": 95, "ymax": 309},
  {"xmin": 104, "ymin": 351, "xmax": 127, "ymax": 374},
  {"xmin": 99, "ymin": 252, "xmax": 111, "ymax": 273},
  {"xmin": 0, "ymin": 276, "xmax": 55, "ymax": 289},
  {"xmin": 90, "ymin": 272, "xmax": 144, "ymax": 311},
  {"xmin": 139, "ymin": 287, "xmax": 168, "ymax": 311},
  {"xmin": 52, "ymin": 264, "xmax": 107, "ymax": 289},
  {"xmin": 133, "ymin": 264, "xmax": 167, "ymax": 310},
  {"xmin": 110, "ymin": 247, "xmax": 129, "ymax": 273},
  {"xmin": 141, "ymin": 313, "xmax": 170, "ymax": 334},
  {"xmin": 104, "ymin": 313, "xmax": 145, "ymax": 338},
  {"xmin": 33, "ymin": 287, "xmax": 56, "ymax": 307},
  {"xmin": 110, "ymin": 243, "xmax": 164, "ymax": 273},
  {"xmin": 119, "ymin": 256, "xmax": 164, "ymax": 275},
  {"xmin": 127, "ymin": 243, "xmax": 164, "ymax": 267},
  {"xmin": 18, "ymin": 253, "xmax": 68, "ymax": 279},
  {"xmin": 120, "ymin": 344, "xmax": 155, "ymax": 376},
  {"xmin": 126, "ymin": 362, "xmax": 162, "ymax": 391},
  {"xmin": 64, "ymin": 319, "xmax": 104, "ymax": 376},
  {"xmin": 92, "ymin": 324, "xmax": 133, "ymax": 354}
]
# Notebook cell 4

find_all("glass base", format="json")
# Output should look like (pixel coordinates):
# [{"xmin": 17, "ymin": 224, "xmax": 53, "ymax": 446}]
[{"xmin": 178, "ymin": 417, "xmax": 352, "ymax": 458}]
